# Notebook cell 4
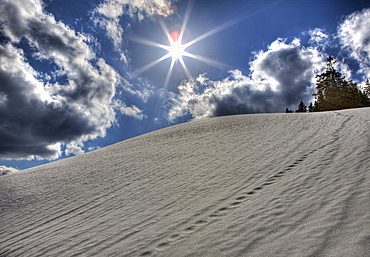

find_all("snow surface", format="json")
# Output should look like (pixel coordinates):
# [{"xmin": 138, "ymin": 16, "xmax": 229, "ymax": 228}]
[{"xmin": 1, "ymin": 108, "xmax": 370, "ymax": 256}]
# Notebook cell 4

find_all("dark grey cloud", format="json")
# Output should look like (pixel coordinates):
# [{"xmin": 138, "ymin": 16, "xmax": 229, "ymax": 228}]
[
  {"xmin": 168, "ymin": 39, "xmax": 322, "ymax": 121},
  {"xmin": 0, "ymin": 0, "xmax": 125, "ymax": 159},
  {"xmin": 213, "ymin": 86, "xmax": 277, "ymax": 116}
]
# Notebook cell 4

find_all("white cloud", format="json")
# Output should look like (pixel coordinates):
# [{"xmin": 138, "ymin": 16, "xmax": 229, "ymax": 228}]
[
  {"xmin": 88, "ymin": 146, "xmax": 100, "ymax": 152},
  {"xmin": 338, "ymin": 8, "xmax": 370, "ymax": 77},
  {"xmin": 0, "ymin": 0, "xmax": 124, "ymax": 159},
  {"xmin": 307, "ymin": 28, "xmax": 330, "ymax": 49},
  {"xmin": 113, "ymin": 99, "xmax": 146, "ymax": 119},
  {"xmin": 120, "ymin": 77, "xmax": 155, "ymax": 102},
  {"xmin": 0, "ymin": 166, "xmax": 19, "ymax": 176},
  {"xmin": 65, "ymin": 142, "xmax": 85, "ymax": 156},
  {"xmin": 120, "ymin": 104, "xmax": 146, "ymax": 119},
  {"xmin": 95, "ymin": 17, "xmax": 124, "ymax": 47},
  {"xmin": 95, "ymin": 1, "xmax": 125, "ymax": 19},
  {"xmin": 120, "ymin": 52, "xmax": 129, "ymax": 64},
  {"xmin": 93, "ymin": 0, "xmax": 173, "ymax": 48},
  {"xmin": 168, "ymin": 39, "xmax": 323, "ymax": 121}
]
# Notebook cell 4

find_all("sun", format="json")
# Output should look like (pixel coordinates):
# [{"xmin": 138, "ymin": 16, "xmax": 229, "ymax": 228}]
[
  {"xmin": 161, "ymin": 30, "xmax": 188, "ymax": 62},
  {"xmin": 128, "ymin": 1, "xmax": 278, "ymax": 89},
  {"xmin": 128, "ymin": 3, "xmax": 227, "ymax": 88},
  {"xmin": 167, "ymin": 41, "xmax": 187, "ymax": 61},
  {"xmin": 157, "ymin": 26, "xmax": 195, "ymax": 83}
]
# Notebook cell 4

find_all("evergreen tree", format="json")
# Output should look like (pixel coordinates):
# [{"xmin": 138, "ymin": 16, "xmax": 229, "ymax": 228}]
[
  {"xmin": 295, "ymin": 100, "xmax": 307, "ymax": 112},
  {"xmin": 308, "ymin": 102, "xmax": 315, "ymax": 112},
  {"xmin": 313, "ymin": 57, "xmax": 370, "ymax": 111},
  {"xmin": 285, "ymin": 108, "xmax": 293, "ymax": 113}
]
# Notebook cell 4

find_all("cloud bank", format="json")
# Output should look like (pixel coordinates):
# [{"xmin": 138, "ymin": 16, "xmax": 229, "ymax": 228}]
[
  {"xmin": 0, "ymin": 0, "xmax": 124, "ymax": 159},
  {"xmin": 168, "ymin": 39, "xmax": 323, "ymax": 121},
  {"xmin": 0, "ymin": 0, "xmax": 172, "ymax": 160}
]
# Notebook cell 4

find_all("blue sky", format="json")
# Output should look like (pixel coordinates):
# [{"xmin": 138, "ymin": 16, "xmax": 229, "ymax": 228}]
[{"xmin": 0, "ymin": 0, "xmax": 369, "ymax": 170}]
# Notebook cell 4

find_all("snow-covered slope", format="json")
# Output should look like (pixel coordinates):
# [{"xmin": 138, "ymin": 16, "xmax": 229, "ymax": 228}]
[{"xmin": 1, "ymin": 108, "xmax": 369, "ymax": 256}]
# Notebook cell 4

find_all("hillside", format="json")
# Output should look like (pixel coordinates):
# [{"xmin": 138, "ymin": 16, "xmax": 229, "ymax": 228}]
[{"xmin": 1, "ymin": 108, "xmax": 369, "ymax": 256}]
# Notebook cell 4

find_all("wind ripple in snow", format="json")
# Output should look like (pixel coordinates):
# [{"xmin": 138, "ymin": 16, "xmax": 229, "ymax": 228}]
[{"xmin": 1, "ymin": 108, "xmax": 369, "ymax": 256}]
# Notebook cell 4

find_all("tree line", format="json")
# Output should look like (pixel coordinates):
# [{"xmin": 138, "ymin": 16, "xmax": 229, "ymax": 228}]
[{"xmin": 287, "ymin": 57, "xmax": 370, "ymax": 113}]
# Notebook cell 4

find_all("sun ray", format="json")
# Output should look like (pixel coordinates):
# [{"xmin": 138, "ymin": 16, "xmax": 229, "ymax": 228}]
[
  {"xmin": 163, "ymin": 58, "xmax": 176, "ymax": 89},
  {"xmin": 185, "ymin": 1, "xmax": 283, "ymax": 49},
  {"xmin": 158, "ymin": 18, "xmax": 174, "ymax": 45},
  {"xmin": 130, "ymin": 0, "xmax": 278, "ymax": 84},
  {"xmin": 178, "ymin": 2, "xmax": 193, "ymax": 45},
  {"xmin": 129, "ymin": 0, "xmax": 283, "ymax": 81},
  {"xmin": 135, "ymin": 53, "xmax": 171, "ymax": 75},
  {"xmin": 125, "ymin": 34, "xmax": 167, "ymax": 49},
  {"xmin": 179, "ymin": 57, "xmax": 191, "ymax": 78},
  {"xmin": 185, "ymin": 53, "xmax": 229, "ymax": 70}
]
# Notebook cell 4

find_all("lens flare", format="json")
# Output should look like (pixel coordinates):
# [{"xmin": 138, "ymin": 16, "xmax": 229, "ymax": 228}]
[{"xmin": 129, "ymin": 0, "xmax": 278, "ymax": 88}]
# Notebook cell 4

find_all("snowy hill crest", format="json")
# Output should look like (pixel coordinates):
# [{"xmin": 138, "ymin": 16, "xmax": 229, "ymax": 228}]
[{"xmin": 1, "ymin": 108, "xmax": 370, "ymax": 256}]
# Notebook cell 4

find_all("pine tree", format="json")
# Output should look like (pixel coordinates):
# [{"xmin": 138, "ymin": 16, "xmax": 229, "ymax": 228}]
[
  {"xmin": 313, "ymin": 57, "xmax": 370, "ymax": 111},
  {"xmin": 295, "ymin": 100, "xmax": 307, "ymax": 112},
  {"xmin": 308, "ymin": 102, "xmax": 315, "ymax": 112},
  {"xmin": 285, "ymin": 108, "xmax": 293, "ymax": 113}
]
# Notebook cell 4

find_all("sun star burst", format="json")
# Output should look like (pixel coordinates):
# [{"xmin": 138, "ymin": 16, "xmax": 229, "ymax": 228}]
[
  {"xmin": 129, "ymin": 1, "xmax": 281, "ymax": 89},
  {"xmin": 129, "ymin": 3, "xmax": 229, "ymax": 88},
  {"xmin": 166, "ymin": 41, "xmax": 187, "ymax": 62}
]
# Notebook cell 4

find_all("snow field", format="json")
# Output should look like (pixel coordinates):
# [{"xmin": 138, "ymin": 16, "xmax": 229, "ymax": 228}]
[{"xmin": 1, "ymin": 108, "xmax": 369, "ymax": 256}]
